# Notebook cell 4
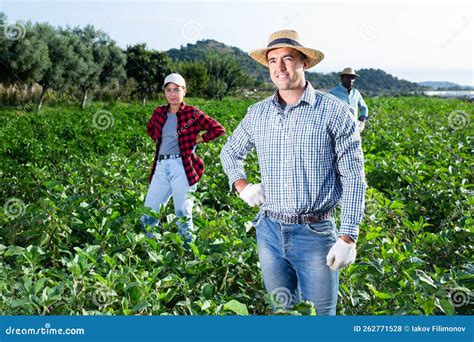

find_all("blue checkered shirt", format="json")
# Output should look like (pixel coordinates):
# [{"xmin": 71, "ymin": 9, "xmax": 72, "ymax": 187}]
[{"xmin": 220, "ymin": 82, "xmax": 366, "ymax": 241}]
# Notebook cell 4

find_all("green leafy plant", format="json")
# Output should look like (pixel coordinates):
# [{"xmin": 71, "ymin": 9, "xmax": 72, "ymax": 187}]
[{"xmin": 1, "ymin": 97, "xmax": 472, "ymax": 315}]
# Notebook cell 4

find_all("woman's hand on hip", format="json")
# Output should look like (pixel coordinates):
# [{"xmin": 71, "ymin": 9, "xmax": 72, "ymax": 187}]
[{"xmin": 195, "ymin": 134, "xmax": 204, "ymax": 144}]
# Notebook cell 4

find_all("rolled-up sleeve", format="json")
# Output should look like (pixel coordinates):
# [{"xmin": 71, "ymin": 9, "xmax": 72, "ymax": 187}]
[
  {"xmin": 146, "ymin": 110, "xmax": 161, "ymax": 142},
  {"xmin": 219, "ymin": 110, "xmax": 255, "ymax": 190},
  {"xmin": 329, "ymin": 106, "xmax": 367, "ymax": 241},
  {"xmin": 197, "ymin": 111, "xmax": 226, "ymax": 142},
  {"xmin": 358, "ymin": 91, "xmax": 369, "ymax": 120}
]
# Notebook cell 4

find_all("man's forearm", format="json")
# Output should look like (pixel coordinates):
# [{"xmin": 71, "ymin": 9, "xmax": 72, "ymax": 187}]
[{"xmin": 339, "ymin": 235, "xmax": 355, "ymax": 244}]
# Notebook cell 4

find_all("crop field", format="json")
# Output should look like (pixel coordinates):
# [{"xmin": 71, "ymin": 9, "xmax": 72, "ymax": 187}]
[{"xmin": 0, "ymin": 96, "xmax": 472, "ymax": 315}]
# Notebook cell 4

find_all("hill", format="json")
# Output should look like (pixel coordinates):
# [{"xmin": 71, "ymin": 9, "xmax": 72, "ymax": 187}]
[
  {"xmin": 418, "ymin": 81, "xmax": 473, "ymax": 90},
  {"xmin": 167, "ymin": 39, "xmax": 425, "ymax": 94},
  {"xmin": 167, "ymin": 39, "xmax": 269, "ymax": 83}
]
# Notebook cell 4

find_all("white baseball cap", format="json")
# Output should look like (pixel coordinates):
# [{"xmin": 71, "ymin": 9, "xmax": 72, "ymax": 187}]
[{"xmin": 162, "ymin": 73, "xmax": 186, "ymax": 89}]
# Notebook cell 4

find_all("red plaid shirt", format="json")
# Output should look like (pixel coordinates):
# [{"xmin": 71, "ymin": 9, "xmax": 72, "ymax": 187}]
[{"xmin": 146, "ymin": 102, "xmax": 225, "ymax": 185}]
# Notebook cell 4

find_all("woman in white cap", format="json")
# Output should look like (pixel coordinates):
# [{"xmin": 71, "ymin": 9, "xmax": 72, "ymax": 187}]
[{"xmin": 141, "ymin": 73, "xmax": 225, "ymax": 242}]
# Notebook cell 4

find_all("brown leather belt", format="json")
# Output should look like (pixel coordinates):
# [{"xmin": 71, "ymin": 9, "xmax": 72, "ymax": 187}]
[{"xmin": 262, "ymin": 210, "xmax": 332, "ymax": 225}]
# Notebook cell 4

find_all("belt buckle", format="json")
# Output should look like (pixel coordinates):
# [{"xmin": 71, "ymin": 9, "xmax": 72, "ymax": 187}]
[
  {"xmin": 300, "ymin": 213, "xmax": 319, "ymax": 224},
  {"xmin": 306, "ymin": 215, "xmax": 320, "ymax": 224}
]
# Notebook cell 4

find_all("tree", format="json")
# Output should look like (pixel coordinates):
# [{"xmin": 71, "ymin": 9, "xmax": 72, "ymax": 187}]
[
  {"xmin": 125, "ymin": 44, "xmax": 171, "ymax": 105},
  {"xmin": 67, "ymin": 25, "xmax": 126, "ymax": 109},
  {"xmin": 96, "ymin": 41, "xmax": 126, "ymax": 99},
  {"xmin": 202, "ymin": 51, "xmax": 252, "ymax": 99},
  {"xmin": 206, "ymin": 77, "xmax": 228, "ymax": 100},
  {"xmin": 0, "ymin": 17, "xmax": 49, "ymax": 88},
  {"xmin": 34, "ymin": 24, "xmax": 80, "ymax": 111},
  {"xmin": 176, "ymin": 60, "xmax": 209, "ymax": 97},
  {"xmin": 62, "ymin": 26, "xmax": 99, "ymax": 108}
]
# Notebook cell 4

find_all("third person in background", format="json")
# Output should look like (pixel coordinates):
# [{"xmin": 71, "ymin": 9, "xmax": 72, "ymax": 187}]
[{"xmin": 329, "ymin": 67, "xmax": 368, "ymax": 132}]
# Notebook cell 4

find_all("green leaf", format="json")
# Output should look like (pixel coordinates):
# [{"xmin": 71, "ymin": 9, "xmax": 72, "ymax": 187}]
[
  {"xmin": 200, "ymin": 300, "xmax": 213, "ymax": 311},
  {"xmin": 5, "ymin": 246, "xmax": 25, "ymax": 256},
  {"xmin": 10, "ymin": 299, "xmax": 33, "ymax": 308},
  {"xmin": 34, "ymin": 278, "xmax": 47, "ymax": 294},
  {"xmin": 367, "ymin": 284, "xmax": 393, "ymax": 299},
  {"xmin": 201, "ymin": 284, "xmax": 213, "ymax": 299},
  {"xmin": 416, "ymin": 270, "xmax": 436, "ymax": 288},
  {"xmin": 189, "ymin": 243, "xmax": 200, "ymax": 257},
  {"xmin": 435, "ymin": 298, "xmax": 454, "ymax": 315},
  {"xmin": 293, "ymin": 301, "xmax": 316, "ymax": 315},
  {"xmin": 132, "ymin": 302, "xmax": 151, "ymax": 312},
  {"xmin": 223, "ymin": 299, "xmax": 248, "ymax": 315}
]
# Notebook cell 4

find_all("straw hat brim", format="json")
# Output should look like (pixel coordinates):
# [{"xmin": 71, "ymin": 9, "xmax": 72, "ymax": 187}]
[
  {"xmin": 340, "ymin": 72, "xmax": 360, "ymax": 77},
  {"xmin": 249, "ymin": 44, "xmax": 324, "ymax": 69}
]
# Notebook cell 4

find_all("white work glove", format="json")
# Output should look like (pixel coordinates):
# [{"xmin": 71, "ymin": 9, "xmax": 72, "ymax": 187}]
[
  {"xmin": 239, "ymin": 183, "xmax": 266, "ymax": 207},
  {"xmin": 326, "ymin": 238, "xmax": 357, "ymax": 271},
  {"xmin": 358, "ymin": 120, "xmax": 365, "ymax": 132}
]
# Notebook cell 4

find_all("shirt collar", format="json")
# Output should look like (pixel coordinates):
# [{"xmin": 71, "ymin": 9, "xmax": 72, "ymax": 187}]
[
  {"xmin": 339, "ymin": 83, "xmax": 352, "ymax": 94},
  {"xmin": 164, "ymin": 101, "xmax": 186, "ymax": 114},
  {"xmin": 271, "ymin": 81, "xmax": 317, "ymax": 108}
]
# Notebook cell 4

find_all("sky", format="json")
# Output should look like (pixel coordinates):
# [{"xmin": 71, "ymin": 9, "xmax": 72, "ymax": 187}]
[{"xmin": 1, "ymin": 0, "xmax": 473, "ymax": 86}]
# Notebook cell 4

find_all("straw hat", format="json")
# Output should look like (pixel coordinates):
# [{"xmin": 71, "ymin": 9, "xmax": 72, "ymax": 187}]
[
  {"xmin": 249, "ymin": 30, "xmax": 324, "ymax": 69},
  {"xmin": 340, "ymin": 67, "xmax": 360, "ymax": 77}
]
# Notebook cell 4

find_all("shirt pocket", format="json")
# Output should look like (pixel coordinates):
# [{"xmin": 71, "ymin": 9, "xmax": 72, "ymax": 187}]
[{"xmin": 295, "ymin": 117, "xmax": 329, "ymax": 153}]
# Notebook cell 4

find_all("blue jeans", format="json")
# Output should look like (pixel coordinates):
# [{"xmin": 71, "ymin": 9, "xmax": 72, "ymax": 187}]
[
  {"xmin": 254, "ymin": 213, "xmax": 339, "ymax": 315},
  {"xmin": 141, "ymin": 158, "xmax": 196, "ymax": 242}
]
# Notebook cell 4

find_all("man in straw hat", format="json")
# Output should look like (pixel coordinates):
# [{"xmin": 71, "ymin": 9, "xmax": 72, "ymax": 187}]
[
  {"xmin": 330, "ymin": 67, "xmax": 369, "ymax": 132},
  {"xmin": 220, "ymin": 30, "xmax": 366, "ymax": 315}
]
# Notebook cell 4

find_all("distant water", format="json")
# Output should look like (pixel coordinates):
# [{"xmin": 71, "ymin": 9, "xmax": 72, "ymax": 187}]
[{"xmin": 423, "ymin": 90, "xmax": 474, "ymax": 99}]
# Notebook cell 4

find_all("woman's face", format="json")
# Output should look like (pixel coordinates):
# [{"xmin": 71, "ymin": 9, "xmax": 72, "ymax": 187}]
[{"xmin": 164, "ymin": 82, "xmax": 186, "ymax": 106}]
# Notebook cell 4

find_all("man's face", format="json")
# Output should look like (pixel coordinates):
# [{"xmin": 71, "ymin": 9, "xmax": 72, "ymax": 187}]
[
  {"xmin": 164, "ymin": 83, "xmax": 186, "ymax": 106},
  {"xmin": 267, "ymin": 47, "xmax": 308, "ymax": 91},
  {"xmin": 341, "ymin": 74, "xmax": 356, "ymax": 89}
]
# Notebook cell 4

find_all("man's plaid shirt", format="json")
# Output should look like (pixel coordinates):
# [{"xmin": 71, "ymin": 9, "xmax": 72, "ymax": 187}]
[
  {"xmin": 220, "ymin": 82, "xmax": 366, "ymax": 241},
  {"xmin": 147, "ymin": 102, "xmax": 225, "ymax": 185}
]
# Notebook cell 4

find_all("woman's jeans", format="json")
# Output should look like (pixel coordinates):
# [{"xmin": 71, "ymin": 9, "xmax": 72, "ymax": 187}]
[
  {"xmin": 254, "ymin": 213, "xmax": 339, "ymax": 315},
  {"xmin": 141, "ymin": 157, "xmax": 196, "ymax": 242}
]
